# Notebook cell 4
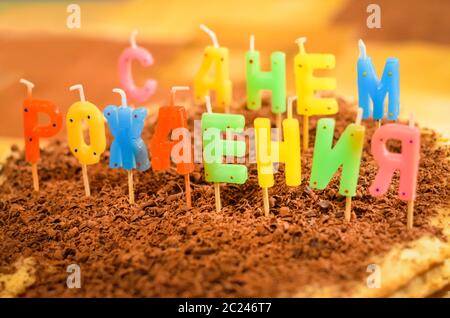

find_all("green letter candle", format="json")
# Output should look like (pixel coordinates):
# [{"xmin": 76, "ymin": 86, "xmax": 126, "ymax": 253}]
[
  {"xmin": 202, "ymin": 113, "xmax": 247, "ymax": 184},
  {"xmin": 246, "ymin": 35, "xmax": 286, "ymax": 114},
  {"xmin": 309, "ymin": 117, "xmax": 365, "ymax": 197}
]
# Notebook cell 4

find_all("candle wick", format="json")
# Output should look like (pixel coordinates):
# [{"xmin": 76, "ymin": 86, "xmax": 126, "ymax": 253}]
[
  {"xmin": 170, "ymin": 86, "xmax": 190, "ymax": 106},
  {"xmin": 358, "ymin": 39, "xmax": 367, "ymax": 59},
  {"xmin": 131, "ymin": 29, "xmax": 138, "ymax": 49},
  {"xmin": 19, "ymin": 78, "xmax": 35, "ymax": 98},
  {"xmin": 70, "ymin": 84, "xmax": 86, "ymax": 103},
  {"xmin": 287, "ymin": 96, "xmax": 296, "ymax": 119},
  {"xmin": 205, "ymin": 96, "xmax": 213, "ymax": 114},
  {"xmin": 409, "ymin": 112, "xmax": 415, "ymax": 128},
  {"xmin": 249, "ymin": 35, "xmax": 255, "ymax": 51},
  {"xmin": 112, "ymin": 88, "xmax": 128, "ymax": 107},
  {"xmin": 355, "ymin": 108, "xmax": 363, "ymax": 126},
  {"xmin": 200, "ymin": 24, "xmax": 219, "ymax": 48},
  {"xmin": 295, "ymin": 37, "xmax": 307, "ymax": 54}
]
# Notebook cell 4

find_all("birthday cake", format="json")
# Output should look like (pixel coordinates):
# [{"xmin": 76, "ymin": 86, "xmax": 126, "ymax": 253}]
[{"xmin": 0, "ymin": 97, "xmax": 449, "ymax": 297}]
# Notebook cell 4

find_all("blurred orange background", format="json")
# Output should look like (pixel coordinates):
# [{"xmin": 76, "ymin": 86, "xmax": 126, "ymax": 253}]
[{"xmin": 0, "ymin": 0, "xmax": 449, "ymax": 159}]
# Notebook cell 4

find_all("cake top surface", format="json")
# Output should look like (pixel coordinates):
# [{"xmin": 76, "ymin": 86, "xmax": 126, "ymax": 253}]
[{"xmin": 0, "ymin": 98, "xmax": 449, "ymax": 297}]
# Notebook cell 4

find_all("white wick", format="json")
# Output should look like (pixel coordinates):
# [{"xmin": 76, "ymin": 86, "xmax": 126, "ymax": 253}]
[
  {"xmin": 358, "ymin": 39, "xmax": 367, "ymax": 59},
  {"xmin": 112, "ymin": 88, "xmax": 127, "ymax": 107},
  {"xmin": 295, "ymin": 37, "xmax": 307, "ymax": 54},
  {"xmin": 249, "ymin": 34, "xmax": 255, "ymax": 51},
  {"xmin": 19, "ymin": 78, "xmax": 35, "ymax": 98},
  {"xmin": 171, "ymin": 86, "xmax": 190, "ymax": 95},
  {"xmin": 409, "ymin": 112, "xmax": 415, "ymax": 128},
  {"xmin": 171, "ymin": 86, "xmax": 190, "ymax": 104},
  {"xmin": 69, "ymin": 84, "xmax": 86, "ymax": 102},
  {"xmin": 130, "ymin": 29, "xmax": 138, "ymax": 48},
  {"xmin": 205, "ymin": 95, "xmax": 212, "ymax": 114},
  {"xmin": 355, "ymin": 108, "xmax": 363, "ymax": 125},
  {"xmin": 287, "ymin": 96, "xmax": 297, "ymax": 119},
  {"xmin": 200, "ymin": 24, "xmax": 219, "ymax": 48}
]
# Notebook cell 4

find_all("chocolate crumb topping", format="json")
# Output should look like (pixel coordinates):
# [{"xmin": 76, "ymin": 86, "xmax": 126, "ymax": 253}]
[{"xmin": 0, "ymin": 98, "xmax": 448, "ymax": 297}]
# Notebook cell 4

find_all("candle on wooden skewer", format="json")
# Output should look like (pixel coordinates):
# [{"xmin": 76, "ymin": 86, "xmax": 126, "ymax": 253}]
[
  {"xmin": 254, "ymin": 96, "xmax": 301, "ymax": 216},
  {"xmin": 104, "ymin": 88, "xmax": 150, "ymax": 204},
  {"xmin": 369, "ymin": 113, "xmax": 420, "ymax": 229},
  {"xmin": 67, "ymin": 84, "xmax": 106, "ymax": 197},
  {"xmin": 310, "ymin": 108, "xmax": 365, "ymax": 222},
  {"xmin": 150, "ymin": 86, "xmax": 194, "ymax": 208},
  {"xmin": 202, "ymin": 96, "xmax": 247, "ymax": 212},
  {"xmin": 20, "ymin": 78, "xmax": 63, "ymax": 192}
]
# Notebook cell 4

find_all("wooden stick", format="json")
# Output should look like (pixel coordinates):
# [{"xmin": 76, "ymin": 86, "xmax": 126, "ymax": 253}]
[
  {"xmin": 184, "ymin": 174, "xmax": 192, "ymax": 208},
  {"xmin": 214, "ymin": 183, "xmax": 221, "ymax": 212},
  {"xmin": 128, "ymin": 170, "xmax": 135, "ymax": 204},
  {"xmin": 262, "ymin": 187, "xmax": 270, "ymax": 217},
  {"xmin": 276, "ymin": 113, "xmax": 282, "ymax": 140},
  {"xmin": 376, "ymin": 120, "xmax": 381, "ymax": 129},
  {"xmin": 303, "ymin": 115, "xmax": 309, "ymax": 152},
  {"xmin": 407, "ymin": 200, "xmax": 414, "ymax": 229},
  {"xmin": 345, "ymin": 196, "xmax": 352, "ymax": 222},
  {"xmin": 81, "ymin": 164, "xmax": 90, "ymax": 197},
  {"xmin": 31, "ymin": 163, "xmax": 39, "ymax": 192}
]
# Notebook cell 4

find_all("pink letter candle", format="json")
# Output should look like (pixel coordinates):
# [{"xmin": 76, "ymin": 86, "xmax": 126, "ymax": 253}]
[
  {"xmin": 118, "ymin": 30, "xmax": 157, "ymax": 103},
  {"xmin": 370, "ymin": 114, "xmax": 420, "ymax": 228}
]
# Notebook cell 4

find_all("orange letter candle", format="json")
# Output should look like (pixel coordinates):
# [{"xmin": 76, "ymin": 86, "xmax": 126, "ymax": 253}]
[
  {"xmin": 150, "ymin": 86, "xmax": 194, "ymax": 207},
  {"xmin": 20, "ymin": 78, "xmax": 63, "ymax": 191}
]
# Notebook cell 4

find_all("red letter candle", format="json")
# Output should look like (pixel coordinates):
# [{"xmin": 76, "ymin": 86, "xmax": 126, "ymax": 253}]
[
  {"xmin": 150, "ymin": 86, "xmax": 194, "ymax": 207},
  {"xmin": 20, "ymin": 78, "xmax": 63, "ymax": 191},
  {"xmin": 370, "ymin": 114, "xmax": 420, "ymax": 228}
]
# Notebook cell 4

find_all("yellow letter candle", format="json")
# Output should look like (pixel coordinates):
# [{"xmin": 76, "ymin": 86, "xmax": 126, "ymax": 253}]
[
  {"xmin": 67, "ymin": 84, "xmax": 106, "ymax": 196},
  {"xmin": 194, "ymin": 24, "xmax": 232, "ymax": 113},
  {"xmin": 309, "ymin": 109, "xmax": 365, "ymax": 221},
  {"xmin": 294, "ymin": 37, "xmax": 337, "ymax": 151},
  {"xmin": 254, "ymin": 97, "xmax": 301, "ymax": 216}
]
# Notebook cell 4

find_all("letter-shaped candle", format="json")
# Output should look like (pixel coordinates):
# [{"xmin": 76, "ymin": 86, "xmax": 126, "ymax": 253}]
[
  {"xmin": 202, "ymin": 96, "xmax": 247, "ymax": 211},
  {"xmin": 357, "ymin": 39, "xmax": 399, "ymax": 121},
  {"xmin": 202, "ymin": 114, "xmax": 247, "ymax": 183},
  {"xmin": 194, "ymin": 24, "xmax": 232, "ymax": 113},
  {"xmin": 246, "ymin": 35, "xmax": 286, "ymax": 116},
  {"xmin": 150, "ymin": 86, "xmax": 194, "ymax": 207},
  {"xmin": 67, "ymin": 84, "xmax": 106, "ymax": 196},
  {"xmin": 369, "ymin": 115, "xmax": 420, "ymax": 228},
  {"xmin": 104, "ymin": 90, "xmax": 150, "ymax": 172},
  {"xmin": 104, "ymin": 88, "xmax": 150, "ymax": 204},
  {"xmin": 254, "ymin": 96, "xmax": 300, "ymax": 216},
  {"xmin": 310, "ymin": 109, "xmax": 365, "ymax": 221},
  {"xmin": 20, "ymin": 79, "xmax": 63, "ymax": 191},
  {"xmin": 294, "ymin": 37, "xmax": 337, "ymax": 151},
  {"xmin": 118, "ymin": 30, "xmax": 157, "ymax": 103}
]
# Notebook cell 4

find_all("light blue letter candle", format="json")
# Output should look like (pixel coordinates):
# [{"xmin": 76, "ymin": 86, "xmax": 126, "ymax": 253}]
[
  {"xmin": 104, "ymin": 89, "xmax": 150, "ymax": 171},
  {"xmin": 357, "ymin": 39, "xmax": 399, "ymax": 121}
]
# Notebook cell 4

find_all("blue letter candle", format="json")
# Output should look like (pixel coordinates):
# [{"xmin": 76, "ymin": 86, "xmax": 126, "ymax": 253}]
[
  {"xmin": 357, "ymin": 39, "xmax": 399, "ymax": 121},
  {"xmin": 104, "ymin": 89, "xmax": 150, "ymax": 171}
]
